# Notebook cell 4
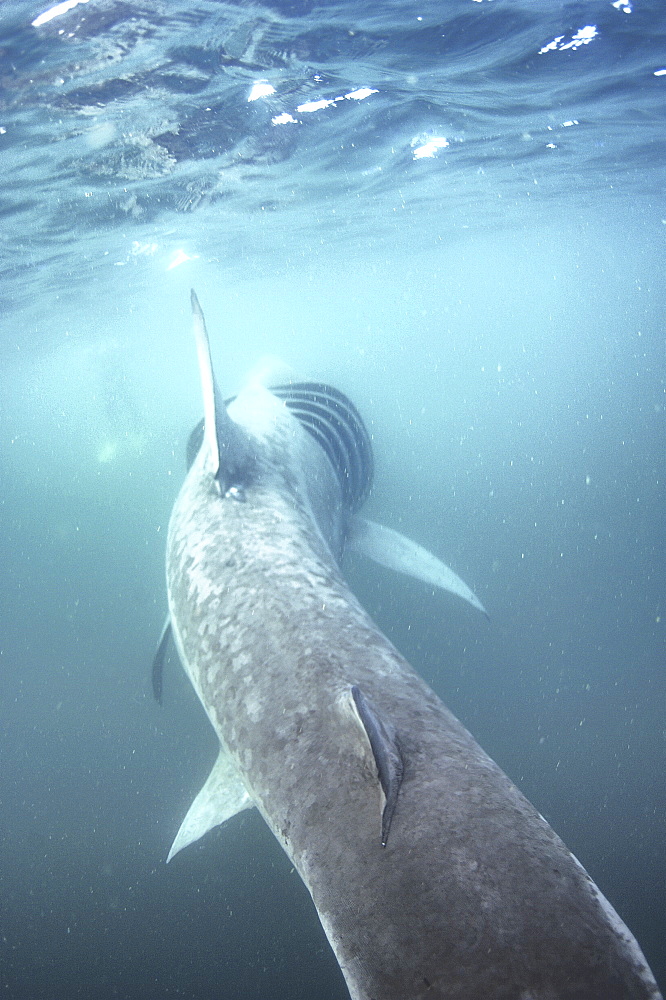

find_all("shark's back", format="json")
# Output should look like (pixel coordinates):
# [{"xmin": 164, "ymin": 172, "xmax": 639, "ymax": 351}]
[
  {"xmin": 163, "ymin": 293, "xmax": 662, "ymax": 1000},
  {"xmin": 169, "ymin": 471, "xmax": 658, "ymax": 1000}
]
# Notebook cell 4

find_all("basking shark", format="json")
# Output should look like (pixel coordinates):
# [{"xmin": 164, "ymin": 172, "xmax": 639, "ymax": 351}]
[{"xmin": 158, "ymin": 290, "xmax": 662, "ymax": 1000}]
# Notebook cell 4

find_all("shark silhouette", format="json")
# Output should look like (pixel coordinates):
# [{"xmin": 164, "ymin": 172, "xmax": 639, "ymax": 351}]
[{"xmin": 156, "ymin": 290, "xmax": 662, "ymax": 1000}]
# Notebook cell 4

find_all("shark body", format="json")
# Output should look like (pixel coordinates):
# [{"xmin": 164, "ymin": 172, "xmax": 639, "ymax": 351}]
[{"xmin": 161, "ymin": 291, "xmax": 662, "ymax": 1000}]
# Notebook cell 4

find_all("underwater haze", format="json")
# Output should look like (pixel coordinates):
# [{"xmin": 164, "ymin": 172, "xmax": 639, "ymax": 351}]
[{"xmin": 0, "ymin": 0, "xmax": 664, "ymax": 998}]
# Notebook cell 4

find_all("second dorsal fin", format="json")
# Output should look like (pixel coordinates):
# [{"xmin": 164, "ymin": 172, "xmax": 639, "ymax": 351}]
[{"xmin": 349, "ymin": 684, "xmax": 404, "ymax": 847}]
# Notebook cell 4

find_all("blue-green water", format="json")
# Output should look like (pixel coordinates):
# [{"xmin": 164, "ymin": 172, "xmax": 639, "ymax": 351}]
[{"xmin": 0, "ymin": 1, "xmax": 664, "ymax": 997}]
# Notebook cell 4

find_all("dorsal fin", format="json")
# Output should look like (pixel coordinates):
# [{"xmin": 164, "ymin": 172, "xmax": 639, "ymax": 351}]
[
  {"xmin": 350, "ymin": 684, "xmax": 404, "ymax": 847},
  {"xmin": 190, "ymin": 290, "xmax": 254, "ymax": 491}
]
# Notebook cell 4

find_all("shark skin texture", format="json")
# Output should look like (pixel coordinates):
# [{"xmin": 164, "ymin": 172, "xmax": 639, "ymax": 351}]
[{"xmin": 162, "ymin": 292, "xmax": 662, "ymax": 1000}]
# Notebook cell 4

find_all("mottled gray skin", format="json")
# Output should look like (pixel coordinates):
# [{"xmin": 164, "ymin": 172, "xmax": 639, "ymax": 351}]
[{"xmin": 167, "ymin": 385, "xmax": 661, "ymax": 1000}]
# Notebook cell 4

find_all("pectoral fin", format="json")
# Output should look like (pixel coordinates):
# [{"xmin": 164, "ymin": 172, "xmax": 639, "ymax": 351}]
[
  {"xmin": 167, "ymin": 746, "xmax": 254, "ymax": 862},
  {"xmin": 348, "ymin": 515, "xmax": 487, "ymax": 617},
  {"xmin": 151, "ymin": 615, "xmax": 172, "ymax": 705}
]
